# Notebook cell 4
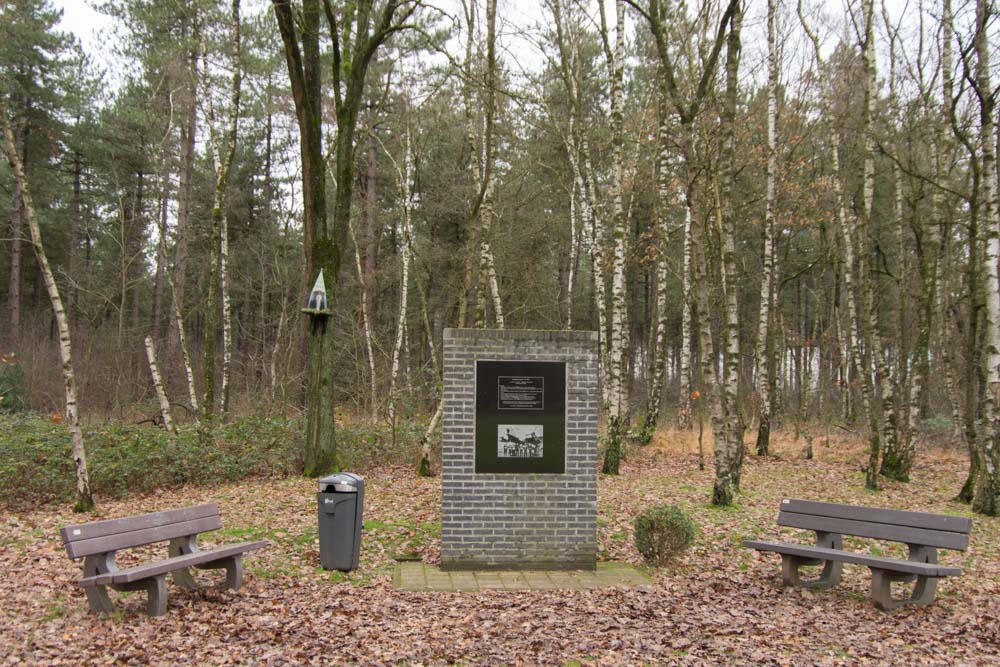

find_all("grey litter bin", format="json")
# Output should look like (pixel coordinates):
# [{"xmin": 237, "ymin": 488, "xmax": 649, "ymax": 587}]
[{"xmin": 317, "ymin": 472, "xmax": 364, "ymax": 571}]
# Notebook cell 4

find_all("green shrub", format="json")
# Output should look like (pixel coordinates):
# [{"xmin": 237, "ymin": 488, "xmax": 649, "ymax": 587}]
[
  {"xmin": 634, "ymin": 504, "xmax": 696, "ymax": 566},
  {"xmin": 0, "ymin": 414, "xmax": 304, "ymax": 508},
  {"xmin": 0, "ymin": 354, "xmax": 26, "ymax": 414},
  {"xmin": 0, "ymin": 413, "xmax": 429, "ymax": 509}
]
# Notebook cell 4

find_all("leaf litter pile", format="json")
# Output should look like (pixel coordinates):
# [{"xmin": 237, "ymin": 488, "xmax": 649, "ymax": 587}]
[{"xmin": 1, "ymin": 431, "xmax": 998, "ymax": 665}]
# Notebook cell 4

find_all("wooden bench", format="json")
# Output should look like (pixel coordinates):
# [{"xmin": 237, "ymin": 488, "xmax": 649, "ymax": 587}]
[
  {"xmin": 744, "ymin": 498, "xmax": 972, "ymax": 611},
  {"xmin": 61, "ymin": 504, "xmax": 267, "ymax": 616}
]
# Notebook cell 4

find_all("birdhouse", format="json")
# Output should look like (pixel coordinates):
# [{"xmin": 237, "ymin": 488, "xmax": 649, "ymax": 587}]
[{"xmin": 303, "ymin": 270, "xmax": 333, "ymax": 319}]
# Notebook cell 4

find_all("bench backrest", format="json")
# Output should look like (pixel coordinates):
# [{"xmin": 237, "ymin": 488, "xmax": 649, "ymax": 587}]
[
  {"xmin": 777, "ymin": 498, "xmax": 972, "ymax": 551},
  {"xmin": 61, "ymin": 504, "xmax": 222, "ymax": 559}
]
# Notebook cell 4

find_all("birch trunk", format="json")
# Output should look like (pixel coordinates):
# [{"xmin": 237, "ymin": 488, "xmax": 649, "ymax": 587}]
[
  {"xmin": 202, "ymin": 0, "xmax": 241, "ymax": 419},
  {"xmin": 1, "ymin": 101, "xmax": 94, "ymax": 512},
  {"xmin": 599, "ymin": 0, "xmax": 628, "ymax": 475},
  {"xmin": 578, "ymin": 145, "xmax": 610, "ymax": 406},
  {"xmin": 5, "ymin": 124, "xmax": 25, "ymax": 345},
  {"xmin": 710, "ymin": 3, "xmax": 744, "ymax": 506},
  {"xmin": 857, "ymin": 0, "xmax": 900, "ymax": 489},
  {"xmin": 548, "ymin": 0, "xmax": 610, "ymax": 403},
  {"xmin": 643, "ymin": 102, "xmax": 672, "ymax": 438},
  {"xmin": 605, "ymin": 0, "xmax": 628, "ymax": 422},
  {"xmin": 69, "ymin": 151, "xmax": 83, "ymax": 329},
  {"xmin": 220, "ymin": 202, "xmax": 232, "ymax": 415},
  {"xmin": 350, "ymin": 223, "xmax": 377, "ymax": 421},
  {"xmin": 168, "ymin": 272, "xmax": 200, "ymax": 420},
  {"xmin": 678, "ymin": 197, "xmax": 694, "ymax": 429},
  {"xmin": 389, "ymin": 121, "xmax": 414, "ymax": 425},
  {"xmin": 168, "ymin": 17, "xmax": 199, "ymax": 365},
  {"xmin": 879, "ymin": 7, "xmax": 915, "ymax": 481},
  {"xmin": 145, "ymin": 336, "xmax": 175, "ymax": 435},
  {"xmin": 756, "ymin": 0, "xmax": 778, "ymax": 457},
  {"xmin": 462, "ymin": 0, "xmax": 503, "ymax": 331},
  {"xmin": 974, "ymin": 0, "xmax": 1000, "ymax": 515},
  {"xmin": 564, "ymin": 117, "xmax": 578, "ymax": 330}
]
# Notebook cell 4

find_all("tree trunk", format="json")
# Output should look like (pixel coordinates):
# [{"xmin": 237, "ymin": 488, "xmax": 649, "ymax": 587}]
[
  {"xmin": 973, "ymin": 0, "xmax": 1000, "ymax": 515},
  {"xmin": 203, "ymin": 0, "xmax": 241, "ymax": 419},
  {"xmin": 756, "ymin": 0, "xmax": 778, "ymax": 457},
  {"xmin": 2, "ymin": 100, "xmax": 94, "ymax": 512},
  {"xmin": 6, "ymin": 124, "xmax": 26, "ymax": 346},
  {"xmin": 389, "ymin": 120, "xmax": 414, "ymax": 425},
  {"xmin": 678, "ymin": 196, "xmax": 694, "ymax": 429},
  {"xmin": 69, "ymin": 150, "xmax": 82, "ymax": 331},
  {"xmin": 350, "ymin": 221, "xmax": 378, "ymax": 421},
  {"xmin": 643, "ymin": 100, "xmax": 672, "ymax": 439},
  {"xmin": 605, "ymin": 0, "xmax": 628, "ymax": 423},
  {"xmin": 711, "ymin": 3, "xmax": 743, "ymax": 506},
  {"xmin": 168, "ymin": 30, "xmax": 198, "ymax": 365},
  {"xmin": 168, "ymin": 272, "xmax": 200, "ymax": 419},
  {"xmin": 145, "ymin": 335, "xmax": 175, "ymax": 434}
]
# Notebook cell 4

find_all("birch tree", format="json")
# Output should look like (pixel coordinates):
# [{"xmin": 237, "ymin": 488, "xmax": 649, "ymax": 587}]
[
  {"xmin": 201, "ymin": 0, "xmax": 241, "ymax": 419},
  {"xmin": 547, "ymin": 0, "xmax": 611, "ymax": 406},
  {"xmin": 972, "ymin": 0, "xmax": 1000, "ymax": 515},
  {"xmin": 1, "ymin": 96, "xmax": 94, "ymax": 512},
  {"xmin": 386, "ymin": 108, "xmax": 415, "ymax": 426},
  {"xmin": 755, "ymin": 0, "xmax": 779, "ymax": 457},
  {"xmin": 711, "ymin": 0, "xmax": 744, "ymax": 505},
  {"xmin": 601, "ymin": 0, "xmax": 630, "ymax": 474}
]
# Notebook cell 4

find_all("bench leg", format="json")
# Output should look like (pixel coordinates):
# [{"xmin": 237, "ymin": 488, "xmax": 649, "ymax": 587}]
[
  {"xmin": 870, "ymin": 568, "xmax": 938, "ymax": 612},
  {"xmin": 781, "ymin": 555, "xmax": 842, "ymax": 589},
  {"xmin": 83, "ymin": 584, "xmax": 115, "ymax": 614},
  {"xmin": 196, "ymin": 555, "xmax": 243, "ymax": 590},
  {"xmin": 113, "ymin": 575, "xmax": 169, "ymax": 616},
  {"xmin": 168, "ymin": 536, "xmax": 201, "ymax": 590}
]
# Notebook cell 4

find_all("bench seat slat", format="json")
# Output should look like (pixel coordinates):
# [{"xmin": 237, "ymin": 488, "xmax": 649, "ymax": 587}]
[
  {"xmin": 80, "ymin": 541, "xmax": 268, "ymax": 587},
  {"xmin": 781, "ymin": 499, "xmax": 972, "ymax": 534},
  {"xmin": 65, "ymin": 516, "xmax": 225, "ymax": 559},
  {"xmin": 744, "ymin": 540, "xmax": 962, "ymax": 577},
  {"xmin": 61, "ymin": 504, "xmax": 218, "ymax": 545},
  {"xmin": 777, "ymin": 511, "xmax": 970, "ymax": 551}
]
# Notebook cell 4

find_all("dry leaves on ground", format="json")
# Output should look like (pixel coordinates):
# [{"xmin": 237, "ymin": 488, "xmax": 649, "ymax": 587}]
[{"xmin": 1, "ymin": 430, "xmax": 997, "ymax": 665}]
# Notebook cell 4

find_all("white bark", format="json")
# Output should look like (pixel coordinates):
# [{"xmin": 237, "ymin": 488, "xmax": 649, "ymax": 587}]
[
  {"xmin": 1, "ymin": 100, "xmax": 93, "ymax": 510},
  {"xmin": 756, "ymin": 0, "xmax": 778, "ymax": 455},
  {"xmin": 389, "ymin": 121, "xmax": 415, "ymax": 424},
  {"xmin": 604, "ymin": 0, "xmax": 629, "ymax": 419},
  {"xmin": 204, "ymin": 0, "xmax": 241, "ymax": 416},
  {"xmin": 420, "ymin": 399, "xmax": 443, "ymax": 472},
  {"xmin": 549, "ymin": 0, "xmax": 610, "ymax": 403},
  {"xmin": 647, "ymin": 104, "xmax": 672, "ymax": 428},
  {"xmin": 350, "ymin": 222, "xmax": 378, "ymax": 421},
  {"xmin": 974, "ymin": 0, "xmax": 1000, "ymax": 512},
  {"xmin": 565, "ymin": 115, "xmax": 578, "ymax": 330},
  {"xmin": 220, "ymin": 203, "xmax": 232, "ymax": 413},
  {"xmin": 144, "ymin": 336, "xmax": 175, "ymax": 435},
  {"xmin": 168, "ymin": 272, "xmax": 200, "ymax": 420},
  {"xmin": 678, "ymin": 197, "xmax": 694, "ymax": 428}
]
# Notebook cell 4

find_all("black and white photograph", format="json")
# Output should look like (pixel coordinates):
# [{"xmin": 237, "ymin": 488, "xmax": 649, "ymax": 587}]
[{"xmin": 497, "ymin": 425, "xmax": 543, "ymax": 459}]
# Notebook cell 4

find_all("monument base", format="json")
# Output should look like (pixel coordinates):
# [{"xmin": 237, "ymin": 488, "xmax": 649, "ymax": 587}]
[{"xmin": 440, "ymin": 559, "xmax": 597, "ymax": 572}]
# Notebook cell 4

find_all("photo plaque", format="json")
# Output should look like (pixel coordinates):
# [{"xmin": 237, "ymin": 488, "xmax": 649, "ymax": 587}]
[{"xmin": 475, "ymin": 360, "xmax": 565, "ymax": 474}]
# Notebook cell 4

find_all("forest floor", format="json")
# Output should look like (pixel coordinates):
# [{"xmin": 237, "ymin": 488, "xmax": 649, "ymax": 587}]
[{"xmin": 1, "ymin": 429, "xmax": 998, "ymax": 665}]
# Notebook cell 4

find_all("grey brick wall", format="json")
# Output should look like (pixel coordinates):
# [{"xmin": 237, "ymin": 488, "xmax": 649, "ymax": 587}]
[{"xmin": 441, "ymin": 328, "xmax": 598, "ymax": 570}]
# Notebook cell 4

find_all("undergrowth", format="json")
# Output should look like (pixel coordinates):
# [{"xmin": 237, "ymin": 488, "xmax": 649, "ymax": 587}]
[{"xmin": 0, "ymin": 414, "xmax": 425, "ymax": 509}]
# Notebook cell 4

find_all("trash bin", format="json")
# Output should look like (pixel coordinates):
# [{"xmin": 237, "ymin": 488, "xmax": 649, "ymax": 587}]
[{"xmin": 317, "ymin": 472, "xmax": 364, "ymax": 571}]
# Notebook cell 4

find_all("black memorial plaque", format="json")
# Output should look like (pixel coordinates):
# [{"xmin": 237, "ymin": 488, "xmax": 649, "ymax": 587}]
[{"xmin": 475, "ymin": 360, "xmax": 565, "ymax": 474}]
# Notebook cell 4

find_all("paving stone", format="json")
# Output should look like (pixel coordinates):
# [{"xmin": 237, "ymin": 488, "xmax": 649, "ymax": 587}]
[{"xmin": 393, "ymin": 562, "xmax": 650, "ymax": 592}]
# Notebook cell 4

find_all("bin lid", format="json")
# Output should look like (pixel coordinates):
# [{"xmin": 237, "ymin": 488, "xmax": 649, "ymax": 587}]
[{"xmin": 318, "ymin": 472, "xmax": 363, "ymax": 493}]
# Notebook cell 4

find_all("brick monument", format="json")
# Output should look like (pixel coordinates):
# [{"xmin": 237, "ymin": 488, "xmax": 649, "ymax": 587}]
[{"xmin": 440, "ymin": 328, "xmax": 599, "ymax": 570}]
